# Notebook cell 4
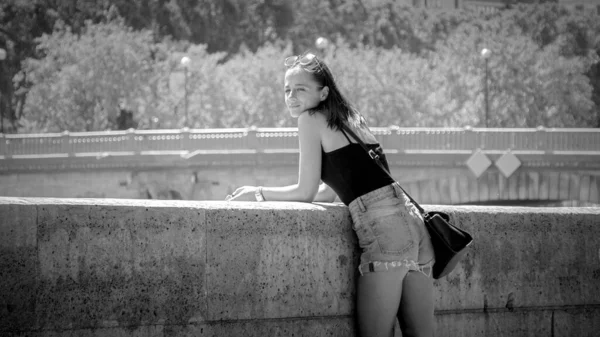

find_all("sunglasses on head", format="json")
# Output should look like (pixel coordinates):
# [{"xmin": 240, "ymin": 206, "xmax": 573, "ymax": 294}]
[{"xmin": 284, "ymin": 53, "xmax": 322, "ymax": 72}]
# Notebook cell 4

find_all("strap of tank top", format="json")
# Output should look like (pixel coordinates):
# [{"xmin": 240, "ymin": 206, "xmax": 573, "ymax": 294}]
[
  {"xmin": 340, "ymin": 123, "xmax": 426, "ymax": 214},
  {"xmin": 339, "ymin": 127, "xmax": 353, "ymax": 145}
]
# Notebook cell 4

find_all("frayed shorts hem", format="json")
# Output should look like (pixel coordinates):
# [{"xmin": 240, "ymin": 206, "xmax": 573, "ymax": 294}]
[{"xmin": 358, "ymin": 258, "xmax": 434, "ymax": 278}]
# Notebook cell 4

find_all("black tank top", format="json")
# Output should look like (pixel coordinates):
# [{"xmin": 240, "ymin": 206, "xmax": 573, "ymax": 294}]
[{"xmin": 321, "ymin": 129, "xmax": 395, "ymax": 205}]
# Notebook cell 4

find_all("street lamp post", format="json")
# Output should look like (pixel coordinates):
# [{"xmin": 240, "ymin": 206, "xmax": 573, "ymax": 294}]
[
  {"xmin": 315, "ymin": 36, "xmax": 331, "ymax": 60},
  {"xmin": 180, "ymin": 56, "xmax": 190, "ymax": 127},
  {"xmin": 0, "ymin": 47, "xmax": 6, "ymax": 134},
  {"xmin": 481, "ymin": 48, "xmax": 492, "ymax": 128},
  {"xmin": 315, "ymin": 36, "xmax": 329, "ymax": 50}
]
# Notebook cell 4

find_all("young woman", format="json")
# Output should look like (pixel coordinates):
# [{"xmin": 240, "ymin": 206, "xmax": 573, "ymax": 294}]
[{"xmin": 227, "ymin": 52, "xmax": 435, "ymax": 337}]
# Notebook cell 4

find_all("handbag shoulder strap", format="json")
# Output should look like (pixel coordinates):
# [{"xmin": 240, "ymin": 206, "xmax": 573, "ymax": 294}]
[{"xmin": 340, "ymin": 123, "xmax": 425, "ymax": 214}]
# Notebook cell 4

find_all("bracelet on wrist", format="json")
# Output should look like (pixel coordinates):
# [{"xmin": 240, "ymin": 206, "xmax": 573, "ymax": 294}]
[{"xmin": 255, "ymin": 186, "xmax": 265, "ymax": 202}]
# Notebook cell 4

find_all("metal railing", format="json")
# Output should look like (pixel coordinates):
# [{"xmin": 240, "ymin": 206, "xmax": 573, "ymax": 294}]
[{"xmin": 1, "ymin": 127, "xmax": 599, "ymax": 159}]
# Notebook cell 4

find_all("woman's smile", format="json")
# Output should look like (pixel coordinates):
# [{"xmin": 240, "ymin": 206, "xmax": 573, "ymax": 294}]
[{"xmin": 284, "ymin": 67, "xmax": 326, "ymax": 117}]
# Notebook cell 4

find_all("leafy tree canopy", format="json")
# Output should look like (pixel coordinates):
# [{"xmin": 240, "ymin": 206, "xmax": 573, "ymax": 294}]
[{"xmin": 1, "ymin": 0, "xmax": 599, "ymax": 132}]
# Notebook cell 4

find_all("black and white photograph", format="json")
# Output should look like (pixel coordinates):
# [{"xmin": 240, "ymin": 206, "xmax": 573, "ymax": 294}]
[{"xmin": 1, "ymin": 0, "xmax": 599, "ymax": 336}]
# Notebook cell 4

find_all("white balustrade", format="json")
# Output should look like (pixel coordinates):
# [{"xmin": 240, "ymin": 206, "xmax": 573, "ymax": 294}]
[{"xmin": 1, "ymin": 127, "xmax": 599, "ymax": 158}]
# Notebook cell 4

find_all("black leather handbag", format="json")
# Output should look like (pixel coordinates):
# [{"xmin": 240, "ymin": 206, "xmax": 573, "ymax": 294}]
[{"xmin": 340, "ymin": 124, "xmax": 473, "ymax": 279}]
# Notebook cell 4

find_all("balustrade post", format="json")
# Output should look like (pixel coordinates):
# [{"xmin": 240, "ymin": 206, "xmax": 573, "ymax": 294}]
[
  {"xmin": 510, "ymin": 131, "xmax": 516, "ymax": 150},
  {"xmin": 385, "ymin": 125, "xmax": 399, "ymax": 150},
  {"xmin": 536, "ymin": 126, "xmax": 548, "ymax": 153},
  {"xmin": 127, "ymin": 128, "xmax": 139, "ymax": 155},
  {"xmin": 479, "ymin": 128, "xmax": 489, "ymax": 150},
  {"xmin": 0, "ymin": 134, "xmax": 9, "ymax": 159},
  {"xmin": 61, "ymin": 131, "xmax": 72, "ymax": 157},
  {"xmin": 463, "ymin": 126, "xmax": 477, "ymax": 150},
  {"xmin": 180, "ymin": 127, "xmax": 191, "ymax": 152},
  {"xmin": 247, "ymin": 126, "xmax": 261, "ymax": 152}
]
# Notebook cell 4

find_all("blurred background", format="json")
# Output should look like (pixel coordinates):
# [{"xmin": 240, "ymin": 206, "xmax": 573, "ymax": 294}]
[
  {"xmin": 0, "ymin": 0, "xmax": 599, "ymax": 206},
  {"xmin": 0, "ymin": 0, "xmax": 598, "ymax": 132}
]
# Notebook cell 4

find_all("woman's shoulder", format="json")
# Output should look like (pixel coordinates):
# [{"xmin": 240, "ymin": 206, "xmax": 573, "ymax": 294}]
[{"xmin": 298, "ymin": 110, "xmax": 328, "ymax": 129}]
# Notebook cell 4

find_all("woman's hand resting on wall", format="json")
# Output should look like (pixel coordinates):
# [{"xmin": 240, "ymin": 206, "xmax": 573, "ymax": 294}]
[{"xmin": 226, "ymin": 186, "xmax": 260, "ymax": 201}]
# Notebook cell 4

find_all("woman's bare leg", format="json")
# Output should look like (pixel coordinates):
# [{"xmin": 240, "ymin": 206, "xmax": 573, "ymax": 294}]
[
  {"xmin": 356, "ymin": 269, "xmax": 408, "ymax": 337},
  {"xmin": 396, "ymin": 270, "xmax": 435, "ymax": 337}
]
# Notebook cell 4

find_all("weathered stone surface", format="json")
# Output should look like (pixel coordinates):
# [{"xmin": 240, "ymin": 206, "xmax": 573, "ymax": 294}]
[
  {"xmin": 435, "ymin": 310, "xmax": 552, "ymax": 337},
  {"xmin": 4, "ymin": 317, "xmax": 354, "ymax": 337},
  {"xmin": 206, "ymin": 202, "xmax": 356, "ymax": 320},
  {"xmin": 553, "ymin": 307, "xmax": 600, "ymax": 337},
  {"xmin": 1, "ymin": 197, "xmax": 599, "ymax": 336},
  {"xmin": 0, "ymin": 200, "xmax": 38, "ymax": 331},
  {"xmin": 162, "ymin": 316, "xmax": 354, "ymax": 337},
  {"xmin": 25, "ymin": 198, "xmax": 207, "ymax": 331},
  {"xmin": 431, "ymin": 205, "xmax": 600, "ymax": 312}
]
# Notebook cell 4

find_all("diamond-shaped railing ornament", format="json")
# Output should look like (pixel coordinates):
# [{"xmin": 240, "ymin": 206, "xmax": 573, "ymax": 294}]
[
  {"xmin": 495, "ymin": 151, "xmax": 521, "ymax": 178},
  {"xmin": 466, "ymin": 150, "xmax": 492, "ymax": 178}
]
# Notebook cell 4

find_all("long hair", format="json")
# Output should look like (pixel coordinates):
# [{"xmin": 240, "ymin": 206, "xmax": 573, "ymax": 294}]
[{"xmin": 292, "ymin": 54, "xmax": 365, "ymax": 131}]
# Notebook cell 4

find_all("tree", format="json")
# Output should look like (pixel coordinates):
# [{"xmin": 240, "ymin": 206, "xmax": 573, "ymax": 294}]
[
  {"xmin": 4, "ymin": 0, "xmax": 600, "ymax": 131},
  {"xmin": 157, "ymin": 44, "xmax": 227, "ymax": 129},
  {"xmin": 503, "ymin": 4, "xmax": 600, "ymax": 125},
  {"xmin": 22, "ymin": 20, "xmax": 170, "ymax": 132},
  {"xmin": 0, "ymin": 0, "xmax": 121, "ymax": 133},
  {"xmin": 431, "ymin": 5, "xmax": 599, "ymax": 127}
]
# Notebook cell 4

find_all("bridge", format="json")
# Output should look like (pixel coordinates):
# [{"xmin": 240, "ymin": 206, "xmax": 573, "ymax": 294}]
[{"xmin": 1, "ymin": 127, "xmax": 599, "ymax": 206}]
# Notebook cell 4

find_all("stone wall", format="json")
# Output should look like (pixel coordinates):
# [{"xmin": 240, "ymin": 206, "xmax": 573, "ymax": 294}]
[{"xmin": 1, "ymin": 197, "xmax": 599, "ymax": 336}]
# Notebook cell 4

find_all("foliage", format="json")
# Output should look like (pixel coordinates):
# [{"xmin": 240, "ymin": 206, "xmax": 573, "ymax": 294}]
[
  {"xmin": 323, "ymin": 43, "xmax": 450, "ymax": 127},
  {"xmin": 507, "ymin": 3, "xmax": 600, "ymax": 126},
  {"xmin": 432, "ymin": 8, "xmax": 599, "ymax": 127},
  {"xmin": 209, "ymin": 43, "xmax": 292, "ymax": 128},
  {"xmin": 21, "ymin": 21, "xmax": 287, "ymax": 131},
  {"xmin": 0, "ymin": 0, "xmax": 117, "ymax": 132},
  {"xmin": 3, "ymin": 1, "xmax": 600, "ymax": 132},
  {"xmin": 23, "ymin": 20, "xmax": 169, "ymax": 132},
  {"xmin": 106, "ymin": 0, "xmax": 294, "ymax": 55}
]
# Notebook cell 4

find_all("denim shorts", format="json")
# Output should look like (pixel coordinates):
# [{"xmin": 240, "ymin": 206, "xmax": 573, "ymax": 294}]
[{"xmin": 348, "ymin": 182, "xmax": 435, "ymax": 277}]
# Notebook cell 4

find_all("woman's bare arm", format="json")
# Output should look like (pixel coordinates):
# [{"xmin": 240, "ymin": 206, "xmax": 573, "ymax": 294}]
[
  {"xmin": 257, "ymin": 112, "xmax": 324, "ymax": 202},
  {"xmin": 312, "ymin": 182, "xmax": 338, "ymax": 203},
  {"xmin": 226, "ymin": 112, "xmax": 327, "ymax": 202}
]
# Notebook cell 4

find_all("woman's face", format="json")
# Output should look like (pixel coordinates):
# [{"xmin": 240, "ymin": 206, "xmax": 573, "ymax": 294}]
[{"xmin": 284, "ymin": 67, "xmax": 327, "ymax": 118}]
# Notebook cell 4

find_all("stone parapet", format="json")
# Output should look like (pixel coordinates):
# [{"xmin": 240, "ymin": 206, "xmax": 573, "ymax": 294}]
[{"xmin": 1, "ymin": 197, "xmax": 599, "ymax": 336}]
